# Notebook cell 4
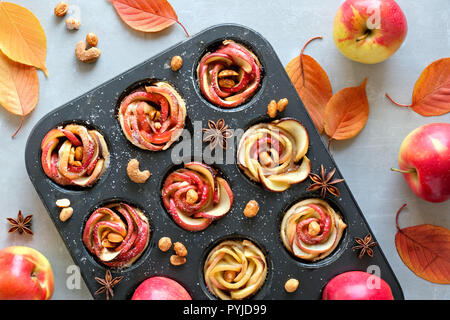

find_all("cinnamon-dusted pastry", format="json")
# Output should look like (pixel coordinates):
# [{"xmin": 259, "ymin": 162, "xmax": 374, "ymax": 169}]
[
  {"xmin": 197, "ymin": 40, "xmax": 261, "ymax": 108},
  {"xmin": 162, "ymin": 162, "xmax": 233, "ymax": 232},
  {"xmin": 41, "ymin": 124, "xmax": 109, "ymax": 187},
  {"xmin": 204, "ymin": 239, "xmax": 267, "ymax": 300},
  {"xmin": 281, "ymin": 198, "xmax": 346, "ymax": 261},
  {"xmin": 83, "ymin": 202, "xmax": 150, "ymax": 268},
  {"xmin": 118, "ymin": 81, "xmax": 186, "ymax": 151},
  {"xmin": 237, "ymin": 118, "xmax": 310, "ymax": 192}
]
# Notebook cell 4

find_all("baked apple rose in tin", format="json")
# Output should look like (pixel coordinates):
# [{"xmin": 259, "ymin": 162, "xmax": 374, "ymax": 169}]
[
  {"xmin": 204, "ymin": 239, "xmax": 267, "ymax": 300},
  {"xmin": 41, "ymin": 124, "xmax": 110, "ymax": 187},
  {"xmin": 197, "ymin": 40, "xmax": 261, "ymax": 108},
  {"xmin": 118, "ymin": 81, "xmax": 186, "ymax": 151},
  {"xmin": 237, "ymin": 118, "xmax": 311, "ymax": 192},
  {"xmin": 281, "ymin": 199, "xmax": 346, "ymax": 261},
  {"xmin": 162, "ymin": 162, "xmax": 233, "ymax": 232},
  {"xmin": 82, "ymin": 202, "xmax": 150, "ymax": 268}
]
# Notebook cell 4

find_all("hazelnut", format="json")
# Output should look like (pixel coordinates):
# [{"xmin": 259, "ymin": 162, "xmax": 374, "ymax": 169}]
[
  {"xmin": 173, "ymin": 242, "xmax": 188, "ymax": 257},
  {"xmin": 56, "ymin": 198, "xmax": 70, "ymax": 208},
  {"xmin": 74, "ymin": 146, "xmax": 83, "ymax": 161},
  {"xmin": 65, "ymin": 17, "xmax": 81, "ymax": 30},
  {"xmin": 224, "ymin": 270, "xmax": 236, "ymax": 282},
  {"xmin": 170, "ymin": 55, "xmax": 183, "ymax": 71},
  {"xmin": 277, "ymin": 98, "xmax": 288, "ymax": 112},
  {"xmin": 219, "ymin": 78, "xmax": 236, "ymax": 88},
  {"xmin": 170, "ymin": 254, "xmax": 186, "ymax": 266},
  {"xmin": 59, "ymin": 207, "xmax": 73, "ymax": 222},
  {"xmin": 185, "ymin": 189, "xmax": 198, "ymax": 205},
  {"xmin": 86, "ymin": 33, "xmax": 98, "ymax": 47},
  {"xmin": 284, "ymin": 278, "xmax": 299, "ymax": 293},
  {"xmin": 267, "ymin": 100, "xmax": 277, "ymax": 118},
  {"xmin": 243, "ymin": 200, "xmax": 259, "ymax": 218},
  {"xmin": 158, "ymin": 237, "xmax": 172, "ymax": 252},
  {"xmin": 308, "ymin": 221, "xmax": 321, "ymax": 236},
  {"xmin": 54, "ymin": 2, "xmax": 69, "ymax": 17}
]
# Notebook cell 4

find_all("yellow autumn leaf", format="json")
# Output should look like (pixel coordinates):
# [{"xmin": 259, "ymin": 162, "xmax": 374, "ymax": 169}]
[
  {"xmin": 0, "ymin": 50, "xmax": 39, "ymax": 134},
  {"xmin": 0, "ymin": 2, "xmax": 48, "ymax": 76}
]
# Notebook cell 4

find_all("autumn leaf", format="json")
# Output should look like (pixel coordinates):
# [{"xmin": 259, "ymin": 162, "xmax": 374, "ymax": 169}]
[
  {"xmin": 110, "ymin": 0, "xmax": 189, "ymax": 36},
  {"xmin": 286, "ymin": 36, "xmax": 332, "ymax": 133},
  {"xmin": 0, "ymin": 2, "xmax": 48, "ymax": 76},
  {"xmin": 324, "ymin": 78, "xmax": 369, "ymax": 143},
  {"xmin": 386, "ymin": 58, "xmax": 450, "ymax": 116},
  {"xmin": 395, "ymin": 204, "xmax": 450, "ymax": 284},
  {"xmin": 0, "ymin": 51, "xmax": 39, "ymax": 137}
]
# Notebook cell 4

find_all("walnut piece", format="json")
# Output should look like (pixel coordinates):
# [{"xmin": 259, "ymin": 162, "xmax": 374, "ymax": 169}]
[
  {"xmin": 170, "ymin": 254, "xmax": 186, "ymax": 266},
  {"xmin": 66, "ymin": 17, "xmax": 81, "ymax": 30},
  {"xmin": 174, "ymin": 242, "xmax": 188, "ymax": 257},
  {"xmin": 54, "ymin": 2, "xmax": 69, "ymax": 17}
]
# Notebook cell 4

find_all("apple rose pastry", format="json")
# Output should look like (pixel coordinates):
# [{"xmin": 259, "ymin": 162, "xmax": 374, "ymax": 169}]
[
  {"xmin": 197, "ymin": 40, "xmax": 261, "ymax": 108},
  {"xmin": 162, "ymin": 162, "xmax": 233, "ymax": 232},
  {"xmin": 280, "ymin": 199, "xmax": 346, "ymax": 261},
  {"xmin": 82, "ymin": 202, "xmax": 150, "ymax": 268},
  {"xmin": 204, "ymin": 239, "xmax": 267, "ymax": 300},
  {"xmin": 41, "ymin": 124, "xmax": 110, "ymax": 187},
  {"xmin": 237, "ymin": 118, "xmax": 311, "ymax": 192},
  {"xmin": 118, "ymin": 81, "xmax": 186, "ymax": 151}
]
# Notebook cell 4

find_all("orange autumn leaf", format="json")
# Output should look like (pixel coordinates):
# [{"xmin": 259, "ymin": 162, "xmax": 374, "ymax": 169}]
[
  {"xmin": 324, "ymin": 78, "xmax": 369, "ymax": 142},
  {"xmin": 395, "ymin": 204, "xmax": 450, "ymax": 284},
  {"xmin": 0, "ymin": 51, "xmax": 39, "ymax": 137},
  {"xmin": 286, "ymin": 37, "xmax": 332, "ymax": 133},
  {"xmin": 0, "ymin": 2, "xmax": 48, "ymax": 76},
  {"xmin": 110, "ymin": 0, "xmax": 189, "ymax": 36},
  {"xmin": 386, "ymin": 58, "xmax": 450, "ymax": 116}
]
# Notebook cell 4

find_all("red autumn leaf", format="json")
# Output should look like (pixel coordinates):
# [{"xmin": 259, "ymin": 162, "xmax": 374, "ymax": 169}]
[
  {"xmin": 395, "ymin": 204, "xmax": 450, "ymax": 284},
  {"xmin": 110, "ymin": 0, "xmax": 189, "ymax": 36},
  {"xmin": 323, "ymin": 78, "xmax": 369, "ymax": 143},
  {"xmin": 285, "ymin": 36, "xmax": 332, "ymax": 134},
  {"xmin": 386, "ymin": 58, "xmax": 450, "ymax": 116}
]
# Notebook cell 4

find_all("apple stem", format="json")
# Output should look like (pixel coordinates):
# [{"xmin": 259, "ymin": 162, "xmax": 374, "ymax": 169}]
[
  {"xmin": 300, "ymin": 36, "xmax": 323, "ymax": 87},
  {"xmin": 385, "ymin": 92, "xmax": 412, "ymax": 108},
  {"xmin": 177, "ymin": 21, "xmax": 190, "ymax": 37},
  {"xmin": 391, "ymin": 168, "xmax": 416, "ymax": 174},
  {"xmin": 395, "ymin": 203, "xmax": 408, "ymax": 231},
  {"xmin": 11, "ymin": 116, "xmax": 24, "ymax": 139}
]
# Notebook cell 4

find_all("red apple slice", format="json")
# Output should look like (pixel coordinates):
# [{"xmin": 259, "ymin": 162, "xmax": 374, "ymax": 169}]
[
  {"xmin": 185, "ymin": 162, "xmax": 218, "ymax": 202},
  {"xmin": 296, "ymin": 224, "xmax": 338, "ymax": 254},
  {"xmin": 196, "ymin": 178, "xmax": 233, "ymax": 220},
  {"xmin": 274, "ymin": 118, "xmax": 309, "ymax": 162},
  {"xmin": 169, "ymin": 199, "xmax": 211, "ymax": 232}
]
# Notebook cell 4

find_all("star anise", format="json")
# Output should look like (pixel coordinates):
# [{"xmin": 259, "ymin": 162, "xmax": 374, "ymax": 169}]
[
  {"xmin": 7, "ymin": 210, "xmax": 33, "ymax": 235},
  {"xmin": 352, "ymin": 234, "xmax": 377, "ymax": 259},
  {"xmin": 94, "ymin": 269, "xmax": 124, "ymax": 300},
  {"xmin": 202, "ymin": 118, "xmax": 233, "ymax": 150},
  {"xmin": 306, "ymin": 165, "xmax": 345, "ymax": 199}
]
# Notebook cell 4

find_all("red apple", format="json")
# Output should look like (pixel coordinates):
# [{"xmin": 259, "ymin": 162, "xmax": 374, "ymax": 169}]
[
  {"xmin": 333, "ymin": 0, "xmax": 408, "ymax": 64},
  {"xmin": 131, "ymin": 276, "xmax": 192, "ymax": 300},
  {"xmin": 322, "ymin": 271, "xmax": 394, "ymax": 300},
  {"xmin": 392, "ymin": 123, "xmax": 450, "ymax": 203},
  {"xmin": 0, "ymin": 246, "xmax": 54, "ymax": 300}
]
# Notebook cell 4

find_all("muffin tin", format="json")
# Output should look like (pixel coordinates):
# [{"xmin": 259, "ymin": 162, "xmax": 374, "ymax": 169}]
[{"xmin": 25, "ymin": 24, "xmax": 403, "ymax": 300}]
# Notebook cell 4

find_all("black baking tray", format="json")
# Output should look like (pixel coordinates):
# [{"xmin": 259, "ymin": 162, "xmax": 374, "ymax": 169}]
[{"xmin": 25, "ymin": 24, "xmax": 403, "ymax": 300}]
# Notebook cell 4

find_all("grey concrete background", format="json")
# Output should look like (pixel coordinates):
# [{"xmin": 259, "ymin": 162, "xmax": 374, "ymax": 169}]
[{"xmin": 0, "ymin": 0, "xmax": 448, "ymax": 300}]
